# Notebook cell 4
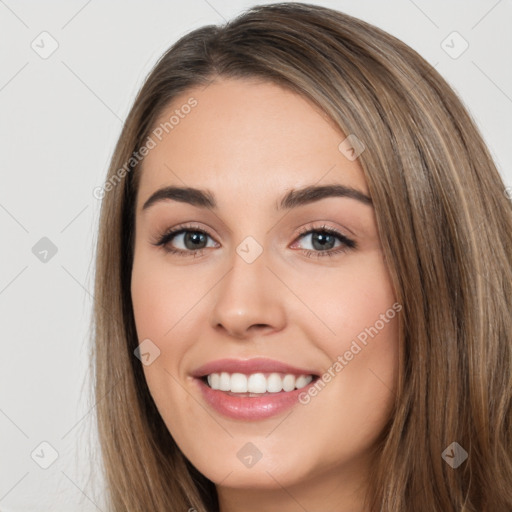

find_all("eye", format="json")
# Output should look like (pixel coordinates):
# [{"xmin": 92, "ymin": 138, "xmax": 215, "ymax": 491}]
[
  {"xmin": 152, "ymin": 223, "xmax": 357, "ymax": 259},
  {"xmin": 292, "ymin": 224, "xmax": 356, "ymax": 258},
  {"xmin": 153, "ymin": 224, "xmax": 218, "ymax": 257}
]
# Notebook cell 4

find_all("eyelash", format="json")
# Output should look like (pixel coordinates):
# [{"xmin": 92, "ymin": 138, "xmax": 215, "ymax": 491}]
[{"xmin": 153, "ymin": 223, "xmax": 357, "ymax": 259}]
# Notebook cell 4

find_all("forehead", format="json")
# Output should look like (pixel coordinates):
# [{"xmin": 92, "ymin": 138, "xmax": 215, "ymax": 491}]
[{"xmin": 136, "ymin": 78, "xmax": 368, "ymax": 208}]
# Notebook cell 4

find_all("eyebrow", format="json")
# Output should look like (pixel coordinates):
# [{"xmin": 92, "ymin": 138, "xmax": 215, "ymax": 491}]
[{"xmin": 141, "ymin": 184, "xmax": 373, "ymax": 212}]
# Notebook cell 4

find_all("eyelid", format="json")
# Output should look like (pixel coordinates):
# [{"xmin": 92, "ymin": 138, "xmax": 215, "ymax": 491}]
[
  {"xmin": 291, "ymin": 223, "xmax": 357, "ymax": 250},
  {"xmin": 151, "ymin": 222, "xmax": 218, "ymax": 245},
  {"xmin": 295, "ymin": 222, "xmax": 351, "ymax": 239}
]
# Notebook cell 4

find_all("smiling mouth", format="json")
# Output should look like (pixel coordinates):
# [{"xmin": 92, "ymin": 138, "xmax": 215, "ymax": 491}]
[{"xmin": 200, "ymin": 372, "xmax": 319, "ymax": 396}]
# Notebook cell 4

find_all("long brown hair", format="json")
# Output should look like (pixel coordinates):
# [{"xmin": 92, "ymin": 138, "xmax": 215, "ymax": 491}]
[{"xmin": 91, "ymin": 3, "xmax": 512, "ymax": 510}]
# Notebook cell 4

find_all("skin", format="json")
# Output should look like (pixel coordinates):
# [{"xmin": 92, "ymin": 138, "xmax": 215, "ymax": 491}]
[{"xmin": 131, "ymin": 78, "xmax": 400, "ymax": 512}]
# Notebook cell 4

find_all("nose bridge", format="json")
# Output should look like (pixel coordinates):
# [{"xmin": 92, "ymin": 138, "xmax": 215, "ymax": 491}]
[
  {"xmin": 228, "ymin": 236, "xmax": 268, "ymax": 293},
  {"xmin": 210, "ymin": 235, "xmax": 286, "ymax": 337}
]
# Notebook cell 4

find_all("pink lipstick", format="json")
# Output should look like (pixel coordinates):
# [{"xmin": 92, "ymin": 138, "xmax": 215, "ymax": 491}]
[{"xmin": 191, "ymin": 358, "xmax": 319, "ymax": 420}]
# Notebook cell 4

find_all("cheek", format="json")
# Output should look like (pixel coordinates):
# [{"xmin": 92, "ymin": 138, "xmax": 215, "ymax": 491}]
[
  {"xmin": 130, "ymin": 252, "xmax": 209, "ymax": 340},
  {"xmin": 286, "ymin": 264, "xmax": 399, "ymax": 469},
  {"xmin": 130, "ymin": 254, "xmax": 206, "ymax": 441},
  {"xmin": 292, "ymin": 250, "xmax": 398, "ymax": 344},
  {"xmin": 291, "ymin": 251, "xmax": 400, "ymax": 416}
]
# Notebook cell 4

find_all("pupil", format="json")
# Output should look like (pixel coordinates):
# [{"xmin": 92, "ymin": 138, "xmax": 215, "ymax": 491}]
[{"xmin": 312, "ymin": 232, "xmax": 334, "ymax": 251}]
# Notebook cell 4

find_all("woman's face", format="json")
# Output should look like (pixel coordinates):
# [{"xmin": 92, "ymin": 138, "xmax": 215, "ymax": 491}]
[{"xmin": 131, "ymin": 78, "xmax": 400, "ymax": 509}]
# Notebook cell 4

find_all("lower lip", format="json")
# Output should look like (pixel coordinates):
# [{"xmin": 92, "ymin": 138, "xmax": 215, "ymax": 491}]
[{"xmin": 195, "ymin": 377, "xmax": 316, "ymax": 420}]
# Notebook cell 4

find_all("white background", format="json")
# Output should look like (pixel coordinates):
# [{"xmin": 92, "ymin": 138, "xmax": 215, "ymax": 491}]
[{"xmin": 0, "ymin": 0, "xmax": 510, "ymax": 510}]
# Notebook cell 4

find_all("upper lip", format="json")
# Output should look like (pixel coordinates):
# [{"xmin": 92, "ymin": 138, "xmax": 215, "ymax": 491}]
[{"xmin": 191, "ymin": 358, "xmax": 320, "ymax": 378}]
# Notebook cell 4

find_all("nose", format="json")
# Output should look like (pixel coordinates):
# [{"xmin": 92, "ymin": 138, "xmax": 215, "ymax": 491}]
[{"xmin": 209, "ymin": 245, "xmax": 287, "ymax": 339}]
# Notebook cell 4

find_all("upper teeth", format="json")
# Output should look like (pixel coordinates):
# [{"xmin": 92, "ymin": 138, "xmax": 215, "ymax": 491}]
[{"xmin": 206, "ymin": 372, "xmax": 313, "ymax": 393}]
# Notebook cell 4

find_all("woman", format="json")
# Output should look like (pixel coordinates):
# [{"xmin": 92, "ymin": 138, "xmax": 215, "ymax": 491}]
[{"xmin": 92, "ymin": 3, "xmax": 512, "ymax": 511}]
